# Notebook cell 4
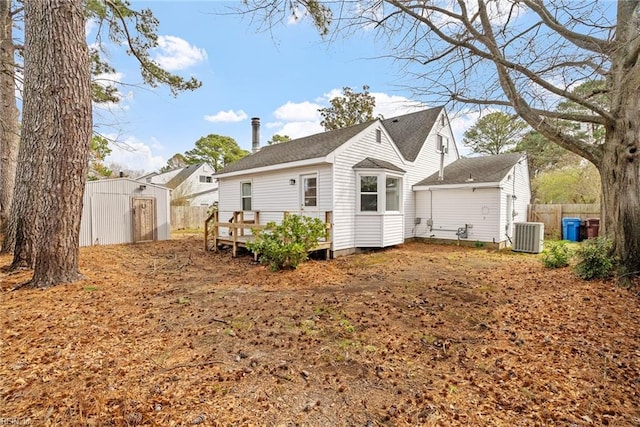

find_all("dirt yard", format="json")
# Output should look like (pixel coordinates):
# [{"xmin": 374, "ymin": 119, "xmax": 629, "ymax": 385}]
[{"xmin": 1, "ymin": 235, "xmax": 639, "ymax": 426}]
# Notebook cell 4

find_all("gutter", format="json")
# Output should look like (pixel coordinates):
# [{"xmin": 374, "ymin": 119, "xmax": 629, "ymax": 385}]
[
  {"xmin": 214, "ymin": 156, "xmax": 331, "ymax": 179},
  {"xmin": 413, "ymin": 182, "xmax": 501, "ymax": 191}
]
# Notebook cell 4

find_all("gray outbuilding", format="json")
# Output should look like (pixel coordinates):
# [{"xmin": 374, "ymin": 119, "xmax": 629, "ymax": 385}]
[{"xmin": 80, "ymin": 178, "xmax": 171, "ymax": 247}]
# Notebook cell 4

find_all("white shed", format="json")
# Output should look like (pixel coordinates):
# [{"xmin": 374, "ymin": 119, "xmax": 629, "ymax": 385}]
[
  {"xmin": 80, "ymin": 178, "xmax": 171, "ymax": 247},
  {"xmin": 413, "ymin": 152, "xmax": 531, "ymax": 247}
]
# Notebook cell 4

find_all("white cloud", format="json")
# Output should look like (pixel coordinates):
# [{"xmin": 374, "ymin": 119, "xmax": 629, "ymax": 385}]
[
  {"xmin": 434, "ymin": 0, "xmax": 525, "ymax": 27},
  {"xmin": 273, "ymin": 101, "xmax": 322, "ymax": 122},
  {"xmin": 85, "ymin": 19, "xmax": 97, "ymax": 37},
  {"xmin": 105, "ymin": 135, "xmax": 166, "ymax": 174},
  {"xmin": 371, "ymin": 92, "xmax": 426, "ymax": 119},
  {"xmin": 204, "ymin": 110, "xmax": 248, "ymax": 123},
  {"xmin": 276, "ymin": 121, "xmax": 324, "ymax": 140},
  {"xmin": 153, "ymin": 35, "xmax": 207, "ymax": 71},
  {"xmin": 266, "ymin": 91, "xmax": 424, "ymax": 141},
  {"xmin": 265, "ymin": 100, "xmax": 323, "ymax": 140}
]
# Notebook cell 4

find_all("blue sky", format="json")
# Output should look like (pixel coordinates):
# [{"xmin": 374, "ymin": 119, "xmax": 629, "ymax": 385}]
[{"xmin": 92, "ymin": 1, "xmax": 477, "ymax": 174}]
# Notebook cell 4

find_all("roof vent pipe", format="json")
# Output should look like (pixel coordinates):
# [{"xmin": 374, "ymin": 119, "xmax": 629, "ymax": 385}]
[
  {"xmin": 438, "ymin": 150, "xmax": 445, "ymax": 181},
  {"xmin": 251, "ymin": 117, "xmax": 260, "ymax": 153}
]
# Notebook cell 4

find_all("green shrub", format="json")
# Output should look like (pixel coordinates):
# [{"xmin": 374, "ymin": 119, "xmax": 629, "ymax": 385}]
[
  {"xmin": 247, "ymin": 214, "xmax": 327, "ymax": 271},
  {"xmin": 541, "ymin": 241, "xmax": 572, "ymax": 269},
  {"xmin": 573, "ymin": 237, "xmax": 617, "ymax": 280}
]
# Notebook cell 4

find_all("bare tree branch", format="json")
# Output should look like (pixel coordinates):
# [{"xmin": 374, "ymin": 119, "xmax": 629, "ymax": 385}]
[{"xmin": 521, "ymin": 0, "xmax": 613, "ymax": 54}]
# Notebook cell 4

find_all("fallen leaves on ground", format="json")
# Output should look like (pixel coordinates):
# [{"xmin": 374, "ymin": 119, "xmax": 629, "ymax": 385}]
[{"xmin": 1, "ymin": 235, "xmax": 639, "ymax": 426}]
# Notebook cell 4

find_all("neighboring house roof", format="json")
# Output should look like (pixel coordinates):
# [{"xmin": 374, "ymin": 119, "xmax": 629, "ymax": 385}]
[
  {"xmin": 353, "ymin": 157, "xmax": 406, "ymax": 173},
  {"xmin": 188, "ymin": 188, "xmax": 219, "ymax": 198},
  {"xmin": 85, "ymin": 177, "xmax": 169, "ymax": 192},
  {"xmin": 414, "ymin": 152, "xmax": 525, "ymax": 187},
  {"xmin": 216, "ymin": 106, "xmax": 444, "ymax": 175},
  {"xmin": 165, "ymin": 163, "xmax": 208, "ymax": 190},
  {"xmin": 138, "ymin": 171, "xmax": 159, "ymax": 181}
]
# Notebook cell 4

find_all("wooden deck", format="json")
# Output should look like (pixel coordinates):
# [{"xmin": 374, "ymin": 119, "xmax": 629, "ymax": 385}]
[{"xmin": 205, "ymin": 210, "xmax": 332, "ymax": 259}]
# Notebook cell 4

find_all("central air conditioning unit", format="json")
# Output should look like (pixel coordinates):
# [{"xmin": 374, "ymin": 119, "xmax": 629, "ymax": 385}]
[{"xmin": 513, "ymin": 222, "xmax": 544, "ymax": 253}]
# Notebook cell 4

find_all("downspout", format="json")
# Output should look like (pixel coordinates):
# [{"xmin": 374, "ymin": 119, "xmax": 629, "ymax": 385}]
[
  {"xmin": 429, "ymin": 189, "xmax": 432, "ymax": 222},
  {"xmin": 429, "ymin": 189, "xmax": 434, "ymax": 236}
]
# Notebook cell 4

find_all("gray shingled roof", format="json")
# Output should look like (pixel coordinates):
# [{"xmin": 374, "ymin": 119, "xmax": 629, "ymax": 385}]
[
  {"xmin": 216, "ymin": 106, "xmax": 444, "ymax": 175},
  {"xmin": 216, "ymin": 121, "xmax": 373, "ymax": 175},
  {"xmin": 353, "ymin": 157, "xmax": 406, "ymax": 173},
  {"xmin": 165, "ymin": 163, "xmax": 207, "ymax": 189},
  {"xmin": 382, "ymin": 106, "xmax": 443, "ymax": 161},
  {"xmin": 414, "ymin": 152, "xmax": 525, "ymax": 187}
]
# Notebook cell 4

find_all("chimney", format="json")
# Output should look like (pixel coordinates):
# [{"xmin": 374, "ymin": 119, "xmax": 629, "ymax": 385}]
[{"xmin": 251, "ymin": 117, "xmax": 260, "ymax": 153}]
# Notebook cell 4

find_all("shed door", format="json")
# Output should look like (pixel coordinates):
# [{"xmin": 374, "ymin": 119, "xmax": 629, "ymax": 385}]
[{"xmin": 132, "ymin": 198, "xmax": 156, "ymax": 243}]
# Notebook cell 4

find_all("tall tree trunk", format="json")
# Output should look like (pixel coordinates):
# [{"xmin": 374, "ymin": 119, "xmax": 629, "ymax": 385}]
[
  {"xmin": 0, "ymin": 0, "xmax": 19, "ymax": 252},
  {"xmin": 599, "ymin": 0, "xmax": 640, "ymax": 276},
  {"xmin": 599, "ymin": 119, "xmax": 640, "ymax": 276},
  {"xmin": 18, "ymin": 0, "xmax": 91, "ymax": 287}
]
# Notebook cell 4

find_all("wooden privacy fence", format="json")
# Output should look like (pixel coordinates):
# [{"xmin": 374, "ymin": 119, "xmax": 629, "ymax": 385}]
[
  {"xmin": 527, "ymin": 203, "xmax": 600, "ymax": 238},
  {"xmin": 171, "ymin": 205, "xmax": 209, "ymax": 230}
]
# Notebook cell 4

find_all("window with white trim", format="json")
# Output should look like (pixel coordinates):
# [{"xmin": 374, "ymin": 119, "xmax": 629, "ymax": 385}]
[
  {"xmin": 386, "ymin": 176, "xmax": 401, "ymax": 211},
  {"xmin": 359, "ymin": 175, "xmax": 378, "ymax": 212},
  {"xmin": 302, "ymin": 175, "xmax": 317, "ymax": 207},
  {"xmin": 199, "ymin": 175, "xmax": 213, "ymax": 183},
  {"xmin": 358, "ymin": 172, "xmax": 403, "ymax": 213},
  {"xmin": 241, "ymin": 181, "xmax": 252, "ymax": 211}
]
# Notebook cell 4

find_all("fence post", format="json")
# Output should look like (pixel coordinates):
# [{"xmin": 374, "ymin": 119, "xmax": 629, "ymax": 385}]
[{"xmin": 213, "ymin": 210, "xmax": 219, "ymax": 252}]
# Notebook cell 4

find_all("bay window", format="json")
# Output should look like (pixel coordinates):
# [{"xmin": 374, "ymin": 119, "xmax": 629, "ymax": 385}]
[
  {"xmin": 386, "ymin": 177, "xmax": 400, "ymax": 211},
  {"xmin": 358, "ymin": 173, "xmax": 402, "ymax": 213}
]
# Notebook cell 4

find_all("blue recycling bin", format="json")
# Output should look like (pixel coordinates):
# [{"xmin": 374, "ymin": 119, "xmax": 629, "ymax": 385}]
[{"xmin": 562, "ymin": 217, "xmax": 581, "ymax": 242}]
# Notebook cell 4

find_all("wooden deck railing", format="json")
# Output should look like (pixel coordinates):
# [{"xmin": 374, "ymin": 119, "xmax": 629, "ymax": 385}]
[{"xmin": 205, "ymin": 210, "xmax": 333, "ymax": 258}]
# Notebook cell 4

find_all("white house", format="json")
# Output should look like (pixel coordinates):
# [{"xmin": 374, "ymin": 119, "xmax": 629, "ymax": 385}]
[
  {"xmin": 80, "ymin": 178, "xmax": 171, "ymax": 246},
  {"xmin": 140, "ymin": 163, "xmax": 218, "ymax": 207},
  {"xmin": 413, "ymin": 152, "xmax": 531, "ymax": 246},
  {"xmin": 214, "ymin": 107, "xmax": 460, "ymax": 256}
]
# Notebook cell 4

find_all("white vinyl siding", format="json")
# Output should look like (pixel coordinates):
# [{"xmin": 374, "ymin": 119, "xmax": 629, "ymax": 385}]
[
  {"xmin": 415, "ymin": 188, "xmax": 501, "ymax": 243},
  {"xmin": 333, "ymin": 123, "xmax": 413, "ymax": 251},
  {"xmin": 413, "ymin": 158, "xmax": 530, "ymax": 245},
  {"xmin": 382, "ymin": 214, "xmax": 404, "ymax": 246},
  {"xmin": 355, "ymin": 216, "xmax": 382, "ymax": 247},
  {"xmin": 217, "ymin": 164, "xmax": 333, "ymax": 227}
]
